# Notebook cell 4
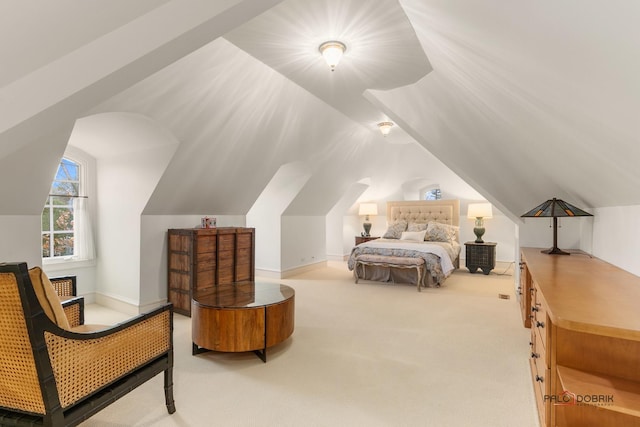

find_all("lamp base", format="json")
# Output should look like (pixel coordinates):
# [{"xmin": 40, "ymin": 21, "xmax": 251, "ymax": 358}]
[
  {"xmin": 473, "ymin": 227, "xmax": 485, "ymax": 244},
  {"xmin": 363, "ymin": 222, "xmax": 372, "ymax": 237},
  {"xmin": 541, "ymin": 247, "xmax": 570, "ymax": 255}
]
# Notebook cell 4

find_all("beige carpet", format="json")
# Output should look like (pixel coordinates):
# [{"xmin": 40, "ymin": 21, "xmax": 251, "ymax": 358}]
[{"xmin": 81, "ymin": 262, "xmax": 539, "ymax": 426}]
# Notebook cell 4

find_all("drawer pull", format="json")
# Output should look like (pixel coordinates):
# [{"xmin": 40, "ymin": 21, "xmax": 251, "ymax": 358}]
[
  {"xmin": 535, "ymin": 375, "xmax": 544, "ymax": 383},
  {"xmin": 531, "ymin": 352, "xmax": 540, "ymax": 359},
  {"xmin": 531, "ymin": 306, "xmax": 539, "ymax": 312},
  {"xmin": 536, "ymin": 321, "xmax": 545, "ymax": 328}
]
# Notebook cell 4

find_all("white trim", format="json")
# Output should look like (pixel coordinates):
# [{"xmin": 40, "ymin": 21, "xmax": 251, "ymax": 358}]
[
  {"xmin": 43, "ymin": 257, "xmax": 96, "ymax": 271},
  {"xmin": 94, "ymin": 292, "xmax": 139, "ymax": 316},
  {"xmin": 255, "ymin": 268, "xmax": 283, "ymax": 279},
  {"xmin": 326, "ymin": 253, "xmax": 349, "ymax": 262},
  {"xmin": 282, "ymin": 261, "xmax": 327, "ymax": 278},
  {"xmin": 256, "ymin": 261, "xmax": 328, "ymax": 279},
  {"xmin": 93, "ymin": 293, "xmax": 167, "ymax": 315}
]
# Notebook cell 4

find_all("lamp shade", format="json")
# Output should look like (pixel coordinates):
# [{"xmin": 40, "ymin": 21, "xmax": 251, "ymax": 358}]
[
  {"xmin": 358, "ymin": 203, "xmax": 378, "ymax": 216},
  {"xmin": 467, "ymin": 203, "xmax": 493, "ymax": 219},
  {"xmin": 520, "ymin": 198, "xmax": 592, "ymax": 218}
]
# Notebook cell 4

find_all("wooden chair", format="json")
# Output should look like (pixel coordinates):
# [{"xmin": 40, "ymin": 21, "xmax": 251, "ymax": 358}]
[{"xmin": 0, "ymin": 262, "xmax": 175, "ymax": 426}]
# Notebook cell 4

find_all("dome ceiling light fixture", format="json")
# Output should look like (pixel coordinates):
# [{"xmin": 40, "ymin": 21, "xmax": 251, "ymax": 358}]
[
  {"xmin": 319, "ymin": 40, "xmax": 346, "ymax": 72},
  {"xmin": 377, "ymin": 121, "xmax": 394, "ymax": 136}
]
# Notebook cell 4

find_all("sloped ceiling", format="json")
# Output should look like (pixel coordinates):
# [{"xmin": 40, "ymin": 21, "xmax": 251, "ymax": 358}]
[
  {"xmin": 370, "ymin": 0, "xmax": 640, "ymax": 217},
  {"xmin": 1, "ymin": 0, "xmax": 638, "ymax": 219},
  {"xmin": 0, "ymin": 0, "xmax": 171, "ymax": 87}
]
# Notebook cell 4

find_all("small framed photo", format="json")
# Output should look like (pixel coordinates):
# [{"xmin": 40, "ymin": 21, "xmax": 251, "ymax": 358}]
[{"xmin": 201, "ymin": 217, "xmax": 216, "ymax": 228}]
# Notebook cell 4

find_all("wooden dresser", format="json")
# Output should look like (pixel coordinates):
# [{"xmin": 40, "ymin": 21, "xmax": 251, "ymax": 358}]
[
  {"xmin": 167, "ymin": 227, "xmax": 255, "ymax": 316},
  {"xmin": 520, "ymin": 247, "xmax": 640, "ymax": 427}
]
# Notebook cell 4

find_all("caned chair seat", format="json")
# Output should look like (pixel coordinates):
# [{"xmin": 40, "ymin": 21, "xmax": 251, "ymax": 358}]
[{"xmin": 0, "ymin": 262, "xmax": 175, "ymax": 426}]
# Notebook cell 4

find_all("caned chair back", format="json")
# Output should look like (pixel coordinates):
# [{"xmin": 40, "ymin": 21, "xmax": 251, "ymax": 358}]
[{"xmin": 0, "ymin": 267, "xmax": 47, "ymax": 414}]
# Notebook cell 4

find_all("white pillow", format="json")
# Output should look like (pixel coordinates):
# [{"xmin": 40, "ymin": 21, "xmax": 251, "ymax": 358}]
[{"xmin": 400, "ymin": 230, "xmax": 427, "ymax": 242}]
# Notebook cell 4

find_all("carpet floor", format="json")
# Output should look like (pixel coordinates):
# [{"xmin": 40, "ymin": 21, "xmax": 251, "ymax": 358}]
[{"xmin": 81, "ymin": 262, "xmax": 539, "ymax": 426}]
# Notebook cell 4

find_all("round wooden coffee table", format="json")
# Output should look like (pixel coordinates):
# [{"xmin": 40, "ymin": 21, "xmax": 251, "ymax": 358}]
[{"xmin": 191, "ymin": 281, "xmax": 295, "ymax": 362}]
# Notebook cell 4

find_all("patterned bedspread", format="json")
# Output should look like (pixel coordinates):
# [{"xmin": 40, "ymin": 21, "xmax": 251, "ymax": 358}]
[{"xmin": 347, "ymin": 239, "xmax": 459, "ymax": 284}]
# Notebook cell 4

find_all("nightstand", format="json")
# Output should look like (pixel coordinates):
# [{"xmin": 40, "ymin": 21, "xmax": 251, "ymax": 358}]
[
  {"xmin": 464, "ymin": 241, "xmax": 497, "ymax": 275},
  {"xmin": 355, "ymin": 236, "xmax": 379, "ymax": 245}
]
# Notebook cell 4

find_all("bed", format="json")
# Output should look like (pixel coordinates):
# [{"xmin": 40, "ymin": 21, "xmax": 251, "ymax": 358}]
[{"xmin": 348, "ymin": 200, "xmax": 461, "ymax": 290}]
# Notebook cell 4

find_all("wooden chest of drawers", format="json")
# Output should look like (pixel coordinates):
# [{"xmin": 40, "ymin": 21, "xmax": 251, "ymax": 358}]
[
  {"xmin": 521, "ymin": 247, "xmax": 640, "ymax": 427},
  {"xmin": 167, "ymin": 227, "xmax": 255, "ymax": 316}
]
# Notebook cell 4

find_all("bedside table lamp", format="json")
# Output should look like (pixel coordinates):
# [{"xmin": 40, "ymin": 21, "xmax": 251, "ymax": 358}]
[
  {"xmin": 467, "ymin": 203, "xmax": 493, "ymax": 243},
  {"xmin": 521, "ymin": 197, "xmax": 593, "ymax": 255},
  {"xmin": 358, "ymin": 203, "xmax": 378, "ymax": 237}
]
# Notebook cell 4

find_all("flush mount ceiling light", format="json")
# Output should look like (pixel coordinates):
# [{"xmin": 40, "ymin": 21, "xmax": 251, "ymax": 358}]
[
  {"xmin": 377, "ymin": 121, "xmax": 394, "ymax": 136},
  {"xmin": 319, "ymin": 40, "xmax": 346, "ymax": 71}
]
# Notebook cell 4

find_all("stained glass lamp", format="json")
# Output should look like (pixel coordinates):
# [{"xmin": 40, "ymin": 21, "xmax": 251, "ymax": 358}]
[{"xmin": 521, "ymin": 198, "xmax": 593, "ymax": 255}]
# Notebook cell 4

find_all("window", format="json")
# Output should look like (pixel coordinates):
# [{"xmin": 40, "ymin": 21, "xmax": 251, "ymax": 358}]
[
  {"xmin": 423, "ymin": 187, "xmax": 442, "ymax": 201},
  {"xmin": 42, "ymin": 158, "xmax": 80, "ymax": 258}
]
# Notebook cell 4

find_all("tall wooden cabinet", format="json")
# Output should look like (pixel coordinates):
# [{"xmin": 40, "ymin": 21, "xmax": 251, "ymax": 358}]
[
  {"xmin": 521, "ymin": 247, "xmax": 640, "ymax": 427},
  {"xmin": 167, "ymin": 227, "xmax": 255, "ymax": 316}
]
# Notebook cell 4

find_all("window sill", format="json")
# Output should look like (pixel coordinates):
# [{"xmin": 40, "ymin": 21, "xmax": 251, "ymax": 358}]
[{"xmin": 42, "ymin": 257, "xmax": 96, "ymax": 272}]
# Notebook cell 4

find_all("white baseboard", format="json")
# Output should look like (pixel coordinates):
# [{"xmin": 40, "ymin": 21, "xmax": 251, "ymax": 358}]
[
  {"xmin": 94, "ymin": 293, "xmax": 140, "ymax": 316},
  {"xmin": 281, "ymin": 261, "xmax": 327, "ymax": 278},
  {"xmin": 326, "ymin": 254, "xmax": 349, "ymax": 262},
  {"xmin": 94, "ymin": 293, "xmax": 168, "ymax": 315},
  {"xmin": 78, "ymin": 291, "xmax": 96, "ymax": 304},
  {"xmin": 256, "ymin": 260, "xmax": 328, "ymax": 279},
  {"xmin": 255, "ymin": 268, "xmax": 283, "ymax": 279}
]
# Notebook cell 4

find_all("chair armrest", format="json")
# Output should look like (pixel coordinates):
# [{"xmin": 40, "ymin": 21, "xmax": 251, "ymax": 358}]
[
  {"xmin": 61, "ymin": 296, "xmax": 85, "ymax": 327},
  {"xmin": 44, "ymin": 304, "xmax": 173, "ymax": 409}
]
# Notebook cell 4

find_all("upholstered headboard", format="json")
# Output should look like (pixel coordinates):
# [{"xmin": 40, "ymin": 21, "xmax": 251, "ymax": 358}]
[{"xmin": 387, "ymin": 200, "xmax": 460, "ymax": 241}]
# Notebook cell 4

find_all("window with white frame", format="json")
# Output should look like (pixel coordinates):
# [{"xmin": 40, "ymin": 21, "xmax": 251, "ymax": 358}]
[{"xmin": 42, "ymin": 156, "xmax": 95, "ymax": 260}]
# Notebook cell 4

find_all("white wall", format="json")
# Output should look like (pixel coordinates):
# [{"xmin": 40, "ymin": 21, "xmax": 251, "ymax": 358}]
[
  {"xmin": 281, "ymin": 216, "xmax": 326, "ymax": 272},
  {"xmin": 591, "ymin": 205, "xmax": 640, "ymax": 277},
  {"xmin": 458, "ymin": 209, "xmax": 517, "ymax": 264},
  {"xmin": 519, "ymin": 216, "xmax": 593, "ymax": 255},
  {"xmin": 247, "ymin": 162, "xmax": 311, "ymax": 274},
  {"xmin": 96, "ymin": 146, "xmax": 175, "ymax": 311},
  {"xmin": 90, "ymin": 114, "xmax": 178, "ymax": 312},
  {"xmin": 43, "ymin": 260, "xmax": 97, "ymax": 302},
  {"xmin": 0, "ymin": 216, "xmax": 41, "ymax": 267},
  {"xmin": 326, "ymin": 182, "xmax": 368, "ymax": 261}
]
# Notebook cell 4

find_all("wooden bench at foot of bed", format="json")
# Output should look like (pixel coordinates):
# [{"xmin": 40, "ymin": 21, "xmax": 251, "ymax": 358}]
[{"xmin": 353, "ymin": 254, "xmax": 426, "ymax": 292}]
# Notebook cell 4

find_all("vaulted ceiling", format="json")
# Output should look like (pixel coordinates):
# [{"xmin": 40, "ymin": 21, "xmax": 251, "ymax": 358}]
[{"xmin": 1, "ymin": 0, "xmax": 638, "ymax": 220}]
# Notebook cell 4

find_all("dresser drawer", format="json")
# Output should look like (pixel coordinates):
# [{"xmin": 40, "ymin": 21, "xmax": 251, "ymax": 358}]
[
  {"xmin": 531, "ymin": 283, "xmax": 548, "ymax": 350},
  {"xmin": 531, "ymin": 325, "xmax": 546, "ymax": 364},
  {"xmin": 530, "ymin": 358, "xmax": 548, "ymax": 427}
]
